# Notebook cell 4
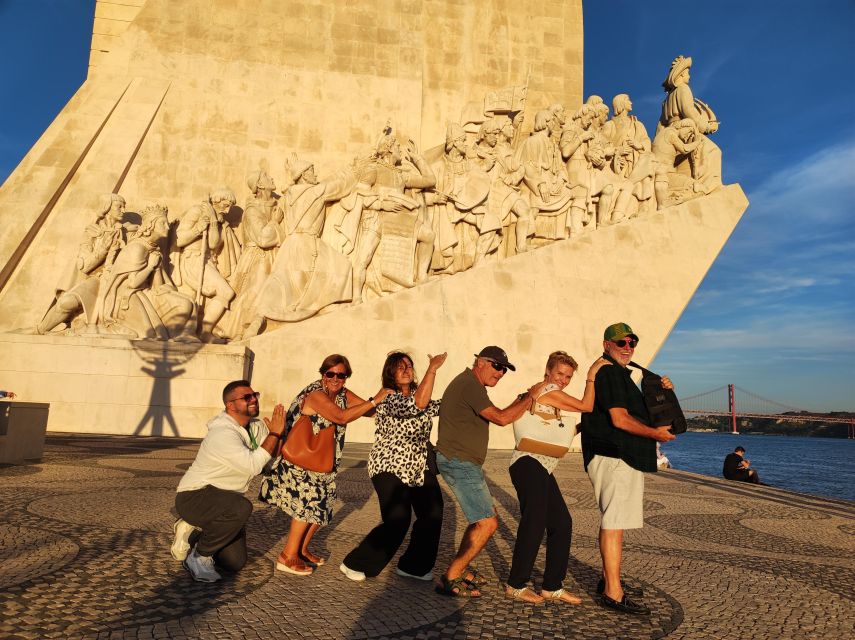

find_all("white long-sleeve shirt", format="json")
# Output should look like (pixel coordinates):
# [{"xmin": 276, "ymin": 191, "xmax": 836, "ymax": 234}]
[{"xmin": 177, "ymin": 411, "xmax": 272, "ymax": 493}]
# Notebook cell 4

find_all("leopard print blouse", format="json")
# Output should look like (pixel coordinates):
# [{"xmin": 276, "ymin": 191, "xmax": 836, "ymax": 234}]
[{"xmin": 367, "ymin": 392, "xmax": 440, "ymax": 487}]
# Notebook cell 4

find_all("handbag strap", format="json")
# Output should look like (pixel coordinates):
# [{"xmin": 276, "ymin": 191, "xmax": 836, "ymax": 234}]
[{"xmin": 627, "ymin": 361, "xmax": 660, "ymax": 381}]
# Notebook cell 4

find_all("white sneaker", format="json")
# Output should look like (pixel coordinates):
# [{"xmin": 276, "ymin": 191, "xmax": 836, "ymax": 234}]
[
  {"xmin": 170, "ymin": 518, "xmax": 196, "ymax": 561},
  {"xmin": 183, "ymin": 548, "xmax": 222, "ymax": 582},
  {"xmin": 396, "ymin": 567, "xmax": 434, "ymax": 581},
  {"xmin": 339, "ymin": 562, "xmax": 366, "ymax": 582}
]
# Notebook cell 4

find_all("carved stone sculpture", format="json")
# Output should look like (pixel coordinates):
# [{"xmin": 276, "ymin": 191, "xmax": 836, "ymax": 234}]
[
  {"xmin": 221, "ymin": 172, "xmax": 282, "ymax": 339},
  {"xmin": 517, "ymin": 109, "xmax": 574, "ymax": 242},
  {"xmin": 171, "ymin": 187, "xmax": 239, "ymax": 342},
  {"xmin": 335, "ymin": 131, "xmax": 436, "ymax": 303},
  {"xmin": 659, "ymin": 55, "xmax": 723, "ymax": 195},
  {"xmin": 473, "ymin": 117, "xmax": 532, "ymax": 256},
  {"xmin": 652, "ymin": 118, "xmax": 705, "ymax": 208},
  {"xmin": 98, "ymin": 204, "xmax": 197, "ymax": 341},
  {"xmin": 601, "ymin": 94, "xmax": 655, "ymax": 215},
  {"xmin": 37, "ymin": 194, "xmax": 132, "ymax": 335},
  {"xmin": 427, "ymin": 123, "xmax": 496, "ymax": 272},
  {"xmin": 246, "ymin": 155, "xmax": 355, "ymax": 332}
]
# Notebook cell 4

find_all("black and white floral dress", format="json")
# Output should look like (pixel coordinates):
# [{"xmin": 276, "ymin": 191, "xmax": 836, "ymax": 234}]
[
  {"xmin": 259, "ymin": 380, "xmax": 347, "ymax": 526},
  {"xmin": 367, "ymin": 392, "xmax": 440, "ymax": 486}
]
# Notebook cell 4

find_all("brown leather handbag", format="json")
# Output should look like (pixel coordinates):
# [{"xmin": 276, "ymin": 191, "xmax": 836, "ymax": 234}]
[{"xmin": 280, "ymin": 414, "xmax": 335, "ymax": 473}]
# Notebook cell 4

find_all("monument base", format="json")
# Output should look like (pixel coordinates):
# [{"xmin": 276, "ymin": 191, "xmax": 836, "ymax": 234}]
[{"xmin": 0, "ymin": 335, "xmax": 250, "ymax": 437}]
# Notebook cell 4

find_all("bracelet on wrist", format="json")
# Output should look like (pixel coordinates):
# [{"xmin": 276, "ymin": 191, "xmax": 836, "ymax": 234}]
[{"xmin": 586, "ymin": 379, "xmax": 595, "ymax": 383}]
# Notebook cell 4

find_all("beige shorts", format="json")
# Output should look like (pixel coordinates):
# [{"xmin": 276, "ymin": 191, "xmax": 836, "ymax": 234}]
[{"xmin": 587, "ymin": 455, "xmax": 645, "ymax": 530}]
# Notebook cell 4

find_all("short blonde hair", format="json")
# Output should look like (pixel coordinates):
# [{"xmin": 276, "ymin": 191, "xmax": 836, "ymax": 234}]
[{"xmin": 546, "ymin": 350, "xmax": 578, "ymax": 372}]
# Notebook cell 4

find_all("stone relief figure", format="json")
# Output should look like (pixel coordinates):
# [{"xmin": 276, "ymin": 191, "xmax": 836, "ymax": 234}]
[
  {"xmin": 427, "ymin": 123, "xmax": 495, "ymax": 272},
  {"xmin": 472, "ymin": 117, "xmax": 532, "ymax": 256},
  {"xmin": 98, "ymin": 204, "xmax": 197, "ymax": 341},
  {"xmin": 37, "ymin": 193, "xmax": 132, "ymax": 335},
  {"xmin": 28, "ymin": 60, "xmax": 731, "ymax": 343},
  {"xmin": 652, "ymin": 118, "xmax": 705, "ymax": 209},
  {"xmin": 659, "ymin": 55, "xmax": 722, "ymax": 195},
  {"xmin": 246, "ymin": 155, "xmax": 356, "ymax": 333},
  {"xmin": 516, "ymin": 109, "xmax": 574, "ymax": 242},
  {"xmin": 221, "ymin": 171, "xmax": 283, "ymax": 339},
  {"xmin": 601, "ymin": 94, "xmax": 655, "ymax": 215},
  {"xmin": 340, "ymin": 130, "xmax": 436, "ymax": 303},
  {"xmin": 171, "ymin": 187, "xmax": 240, "ymax": 342}
]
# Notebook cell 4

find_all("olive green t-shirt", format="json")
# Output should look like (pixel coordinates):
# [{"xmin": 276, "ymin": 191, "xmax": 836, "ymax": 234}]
[{"xmin": 436, "ymin": 368, "xmax": 495, "ymax": 465}]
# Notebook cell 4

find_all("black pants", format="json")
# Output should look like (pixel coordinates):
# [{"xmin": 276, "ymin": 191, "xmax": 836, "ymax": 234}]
[
  {"xmin": 175, "ymin": 485, "xmax": 252, "ymax": 571},
  {"xmin": 343, "ymin": 471, "xmax": 443, "ymax": 577},
  {"xmin": 508, "ymin": 456, "xmax": 572, "ymax": 591}
]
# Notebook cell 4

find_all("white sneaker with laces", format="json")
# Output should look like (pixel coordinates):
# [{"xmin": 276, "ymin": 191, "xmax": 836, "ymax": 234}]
[
  {"xmin": 339, "ymin": 562, "xmax": 366, "ymax": 582},
  {"xmin": 183, "ymin": 548, "xmax": 222, "ymax": 582},
  {"xmin": 395, "ymin": 567, "xmax": 434, "ymax": 581},
  {"xmin": 171, "ymin": 518, "xmax": 196, "ymax": 561}
]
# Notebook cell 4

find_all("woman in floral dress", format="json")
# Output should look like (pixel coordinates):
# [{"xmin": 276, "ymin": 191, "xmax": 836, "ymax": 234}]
[
  {"xmin": 339, "ymin": 351, "xmax": 447, "ymax": 582},
  {"xmin": 260, "ymin": 354, "xmax": 390, "ymax": 575}
]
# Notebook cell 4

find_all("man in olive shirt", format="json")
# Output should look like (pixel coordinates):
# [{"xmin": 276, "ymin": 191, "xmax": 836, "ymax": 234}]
[
  {"xmin": 581, "ymin": 323, "xmax": 676, "ymax": 615},
  {"xmin": 434, "ymin": 346, "xmax": 544, "ymax": 597}
]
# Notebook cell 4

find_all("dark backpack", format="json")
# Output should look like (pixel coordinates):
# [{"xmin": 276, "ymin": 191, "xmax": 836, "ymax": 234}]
[{"xmin": 628, "ymin": 362, "xmax": 687, "ymax": 435}]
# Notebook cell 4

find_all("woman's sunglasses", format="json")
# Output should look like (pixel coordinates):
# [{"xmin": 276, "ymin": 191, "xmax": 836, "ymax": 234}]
[{"xmin": 323, "ymin": 371, "xmax": 349, "ymax": 380}]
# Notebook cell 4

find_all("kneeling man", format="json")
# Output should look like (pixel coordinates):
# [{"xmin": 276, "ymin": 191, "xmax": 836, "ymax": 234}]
[{"xmin": 172, "ymin": 380, "xmax": 284, "ymax": 582}]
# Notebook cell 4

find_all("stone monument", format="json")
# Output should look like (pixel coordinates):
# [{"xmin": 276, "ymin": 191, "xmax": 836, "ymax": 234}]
[{"xmin": 0, "ymin": 1, "xmax": 746, "ymax": 444}]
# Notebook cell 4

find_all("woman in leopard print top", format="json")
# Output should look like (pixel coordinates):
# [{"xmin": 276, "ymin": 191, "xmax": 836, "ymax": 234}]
[{"xmin": 340, "ymin": 351, "xmax": 447, "ymax": 582}]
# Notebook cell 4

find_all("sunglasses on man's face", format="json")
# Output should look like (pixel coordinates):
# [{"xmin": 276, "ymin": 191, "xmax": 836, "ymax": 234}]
[
  {"xmin": 486, "ymin": 359, "xmax": 508, "ymax": 374},
  {"xmin": 230, "ymin": 391, "xmax": 260, "ymax": 403},
  {"xmin": 323, "ymin": 371, "xmax": 349, "ymax": 380},
  {"xmin": 612, "ymin": 338, "xmax": 638, "ymax": 349}
]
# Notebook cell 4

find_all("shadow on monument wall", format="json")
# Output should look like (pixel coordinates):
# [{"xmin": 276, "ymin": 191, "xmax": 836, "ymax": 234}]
[{"xmin": 131, "ymin": 340, "xmax": 203, "ymax": 437}]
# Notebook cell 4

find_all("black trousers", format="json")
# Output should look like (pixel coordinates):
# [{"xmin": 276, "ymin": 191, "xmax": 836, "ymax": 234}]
[
  {"xmin": 508, "ymin": 456, "xmax": 572, "ymax": 591},
  {"xmin": 175, "ymin": 485, "xmax": 252, "ymax": 571},
  {"xmin": 343, "ymin": 471, "xmax": 443, "ymax": 577}
]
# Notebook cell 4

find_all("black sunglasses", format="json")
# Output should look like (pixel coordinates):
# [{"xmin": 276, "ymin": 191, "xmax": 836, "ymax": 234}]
[
  {"xmin": 229, "ymin": 391, "xmax": 260, "ymax": 403},
  {"xmin": 323, "ymin": 371, "xmax": 349, "ymax": 380},
  {"xmin": 486, "ymin": 359, "xmax": 508, "ymax": 373},
  {"xmin": 612, "ymin": 338, "xmax": 638, "ymax": 348}
]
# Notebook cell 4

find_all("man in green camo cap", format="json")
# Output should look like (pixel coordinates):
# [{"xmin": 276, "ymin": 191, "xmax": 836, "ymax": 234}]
[{"xmin": 581, "ymin": 322, "xmax": 676, "ymax": 615}]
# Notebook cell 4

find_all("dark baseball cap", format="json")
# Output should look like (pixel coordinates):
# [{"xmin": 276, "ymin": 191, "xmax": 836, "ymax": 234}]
[{"xmin": 474, "ymin": 346, "xmax": 516, "ymax": 371}]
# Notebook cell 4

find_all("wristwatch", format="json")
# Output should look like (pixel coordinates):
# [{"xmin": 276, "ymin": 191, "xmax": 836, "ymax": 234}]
[{"xmin": 516, "ymin": 391, "xmax": 530, "ymax": 402}]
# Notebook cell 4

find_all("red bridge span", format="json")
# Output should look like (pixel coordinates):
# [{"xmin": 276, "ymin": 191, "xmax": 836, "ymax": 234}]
[{"xmin": 678, "ymin": 384, "xmax": 855, "ymax": 438}]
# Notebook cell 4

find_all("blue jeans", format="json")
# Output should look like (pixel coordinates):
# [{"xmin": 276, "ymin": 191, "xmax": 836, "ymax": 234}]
[{"xmin": 436, "ymin": 451, "xmax": 494, "ymax": 523}]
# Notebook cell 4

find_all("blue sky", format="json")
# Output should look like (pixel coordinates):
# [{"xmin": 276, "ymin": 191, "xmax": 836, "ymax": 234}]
[{"xmin": 1, "ymin": 1, "xmax": 853, "ymax": 410}]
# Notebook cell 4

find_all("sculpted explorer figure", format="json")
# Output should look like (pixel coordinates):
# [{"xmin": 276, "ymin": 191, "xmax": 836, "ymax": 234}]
[
  {"xmin": 172, "ymin": 187, "xmax": 239, "ymax": 342},
  {"xmin": 348, "ymin": 132, "xmax": 436, "ymax": 302},
  {"xmin": 601, "ymin": 94, "xmax": 655, "ymax": 215},
  {"xmin": 223, "ymin": 171, "xmax": 283, "ymax": 339},
  {"xmin": 37, "ymin": 194, "xmax": 131, "ymax": 335},
  {"xmin": 246, "ymin": 155, "xmax": 355, "ymax": 333},
  {"xmin": 658, "ymin": 55, "xmax": 722, "ymax": 195},
  {"xmin": 99, "ymin": 204, "xmax": 197, "ymax": 341},
  {"xmin": 652, "ymin": 118, "xmax": 704, "ymax": 209}
]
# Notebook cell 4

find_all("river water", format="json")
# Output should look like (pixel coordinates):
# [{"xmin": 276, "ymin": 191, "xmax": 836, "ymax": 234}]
[{"xmin": 659, "ymin": 432, "xmax": 855, "ymax": 502}]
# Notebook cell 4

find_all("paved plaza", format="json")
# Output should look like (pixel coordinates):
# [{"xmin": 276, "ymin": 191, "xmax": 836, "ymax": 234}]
[{"xmin": 1, "ymin": 434, "xmax": 853, "ymax": 640}]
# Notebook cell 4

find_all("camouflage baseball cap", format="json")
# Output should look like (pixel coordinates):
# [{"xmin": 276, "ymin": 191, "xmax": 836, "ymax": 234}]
[{"xmin": 604, "ymin": 322, "xmax": 639, "ymax": 342}]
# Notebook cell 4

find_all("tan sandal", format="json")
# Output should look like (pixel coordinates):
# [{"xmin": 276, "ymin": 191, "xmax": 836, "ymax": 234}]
[
  {"xmin": 542, "ymin": 587, "xmax": 582, "ymax": 605},
  {"xmin": 505, "ymin": 585, "xmax": 544, "ymax": 604}
]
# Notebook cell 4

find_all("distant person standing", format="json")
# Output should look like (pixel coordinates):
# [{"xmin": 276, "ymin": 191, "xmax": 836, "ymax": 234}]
[
  {"xmin": 722, "ymin": 446, "xmax": 761, "ymax": 484},
  {"xmin": 0, "ymin": 390, "xmax": 16, "ymax": 398}
]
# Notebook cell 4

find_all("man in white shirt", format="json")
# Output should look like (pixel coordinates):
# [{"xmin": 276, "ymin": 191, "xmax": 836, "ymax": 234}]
[{"xmin": 172, "ymin": 380, "xmax": 284, "ymax": 582}]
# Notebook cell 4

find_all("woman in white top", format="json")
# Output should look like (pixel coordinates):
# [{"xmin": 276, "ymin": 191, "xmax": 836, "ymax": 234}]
[{"xmin": 506, "ymin": 351, "xmax": 609, "ymax": 604}]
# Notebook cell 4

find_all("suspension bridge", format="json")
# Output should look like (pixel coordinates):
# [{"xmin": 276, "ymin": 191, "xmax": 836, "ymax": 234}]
[{"xmin": 678, "ymin": 384, "xmax": 855, "ymax": 438}]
